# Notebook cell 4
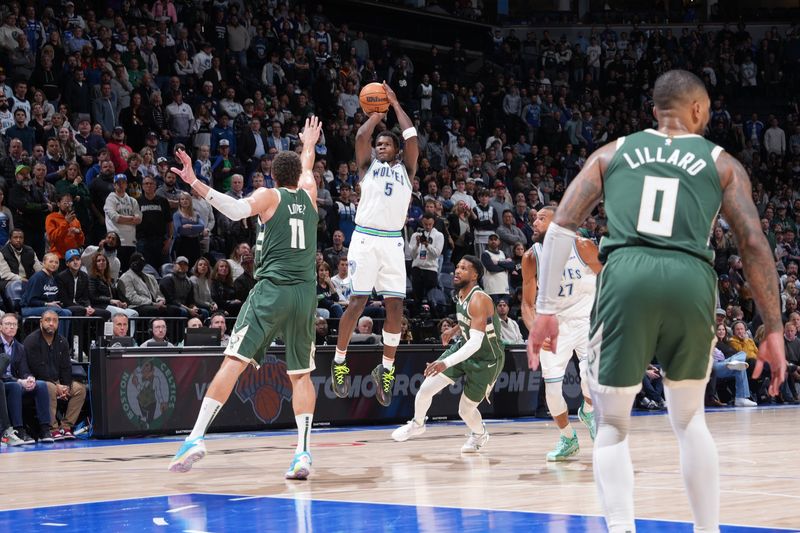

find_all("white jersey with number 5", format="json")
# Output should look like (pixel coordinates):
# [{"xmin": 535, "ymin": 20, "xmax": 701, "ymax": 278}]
[
  {"xmin": 355, "ymin": 159, "xmax": 412, "ymax": 231},
  {"xmin": 531, "ymin": 239, "xmax": 596, "ymax": 319}
]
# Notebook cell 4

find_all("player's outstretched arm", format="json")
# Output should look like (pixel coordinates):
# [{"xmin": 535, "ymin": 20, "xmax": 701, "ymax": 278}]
[
  {"xmin": 355, "ymin": 112, "xmax": 384, "ymax": 176},
  {"xmin": 297, "ymin": 115, "xmax": 322, "ymax": 209},
  {"xmin": 383, "ymin": 81, "xmax": 418, "ymax": 177},
  {"xmin": 718, "ymin": 151, "xmax": 786, "ymax": 395},
  {"xmin": 173, "ymin": 149, "xmax": 275, "ymax": 221},
  {"xmin": 425, "ymin": 291, "xmax": 493, "ymax": 377}
]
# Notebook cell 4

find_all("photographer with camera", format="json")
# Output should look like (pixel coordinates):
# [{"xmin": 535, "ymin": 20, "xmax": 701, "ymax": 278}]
[{"xmin": 409, "ymin": 213, "xmax": 444, "ymax": 314}]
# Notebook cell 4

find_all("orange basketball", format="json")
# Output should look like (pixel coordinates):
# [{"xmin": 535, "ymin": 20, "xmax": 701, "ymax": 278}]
[{"xmin": 359, "ymin": 83, "xmax": 390, "ymax": 114}]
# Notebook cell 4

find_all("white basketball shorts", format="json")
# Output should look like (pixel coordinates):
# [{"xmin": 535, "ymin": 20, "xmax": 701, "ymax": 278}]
[
  {"xmin": 540, "ymin": 315, "xmax": 590, "ymax": 382},
  {"xmin": 347, "ymin": 228, "xmax": 407, "ymax": 298}
]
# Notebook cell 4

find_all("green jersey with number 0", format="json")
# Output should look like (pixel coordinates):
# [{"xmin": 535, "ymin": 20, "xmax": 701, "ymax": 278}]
[
  {"xmin": 599, "ymin": 129, "xmax": 723, "ymax": 264},
  {"xmin": 254, "ymin": 187, "xmax": 318, "ymax": 284}
]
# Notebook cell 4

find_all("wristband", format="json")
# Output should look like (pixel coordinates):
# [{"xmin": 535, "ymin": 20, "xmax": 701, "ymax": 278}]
[{"xmin": 402, "ymin": 127, "xmax": 417, "ymax": 140}]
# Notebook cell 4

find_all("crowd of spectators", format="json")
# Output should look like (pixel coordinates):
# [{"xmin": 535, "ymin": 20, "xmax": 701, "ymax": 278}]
[{"xmin": 0, "ymin": 0, "xmax": 799, "ymax": 427}]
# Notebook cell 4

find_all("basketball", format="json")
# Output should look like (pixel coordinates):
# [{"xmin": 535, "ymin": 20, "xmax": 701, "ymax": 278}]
[{"xmin": 359, "ymin": 83, "xmax": 390, "ymax": 114}]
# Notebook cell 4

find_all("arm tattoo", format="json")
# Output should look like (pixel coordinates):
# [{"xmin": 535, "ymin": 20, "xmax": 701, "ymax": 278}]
[
  {"xmin": 722, "ymin": 157, "xmax": 782, "ymax": 333},
  {"xmin": 553, "ymin": 149, "xmax": 606, "ymax": 230}
]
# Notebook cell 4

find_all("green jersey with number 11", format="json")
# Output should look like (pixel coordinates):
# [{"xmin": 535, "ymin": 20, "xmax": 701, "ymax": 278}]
[
  {"xmin": 599, "ymin": 129, "xmax": 723, "ymax": 265},
  {"xmin": 254, "ymin": 187, "xmax": 318, "ymax": 284}
]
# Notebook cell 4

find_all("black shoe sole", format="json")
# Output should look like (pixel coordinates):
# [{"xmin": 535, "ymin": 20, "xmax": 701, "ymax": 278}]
[{"xmin": 371, "ymin": 365, "xmax": 392, "ymax": 407}]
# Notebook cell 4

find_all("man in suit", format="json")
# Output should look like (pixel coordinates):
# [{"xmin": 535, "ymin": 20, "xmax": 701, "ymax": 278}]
[
  {"xmin": 267, "ymin": 120, "xmax": 290, "ymax": 152},
  {"xmin": 238, "ymin": 117, "xmax": 269, "ymax": 174},
  {"xmin": 23, "ymin": 310, "xmax": 86, "ymax": 440},
  {"xmin": 0, "ymin": 312, "xmax": 53, "ymax": 444},
  {"xmin": 56, "ymin": 249, "xmax": 111, "ymax": 320}
]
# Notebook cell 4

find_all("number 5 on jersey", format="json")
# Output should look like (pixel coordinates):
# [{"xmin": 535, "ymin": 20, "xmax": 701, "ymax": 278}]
[{"xmin": 289, "ymin": 218, "xmax": 306, "ymax": 249}]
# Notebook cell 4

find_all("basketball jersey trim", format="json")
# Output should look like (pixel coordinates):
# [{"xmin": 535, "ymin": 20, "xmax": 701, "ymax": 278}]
[
  {"xmin": 355, "ymin": 225, "xmax": 402, "ymax": 238},
  {"xmin": 377, "ymin": 290, "xmax": 406, "ymax": 298},
  {"xmin": 572, "ymin": 240, "xmax": 588, "ymax": 268}
]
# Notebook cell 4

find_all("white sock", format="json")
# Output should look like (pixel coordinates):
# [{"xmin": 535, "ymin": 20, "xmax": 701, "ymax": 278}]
[
  {"xmin": 559, "ymin": 423, "xmax": 575, "ymax": 438},
  {"xmin": 334, "ymin": 349, "xmax": 346, "ymax": 364},
  {"xmin": 382, "ymin": 356, "xmax": 394, "ymax": 370},
  {"xmin": 295, "ymin": 413, "xmax": 313, "ymax": 454},
  {"xmin": 458, "ymin": 394, "xmax": 485, "ymax": 435},
  {"xmin": 592, "ymin": 389, "xmax": 637, "ymax": 533},
  {"xmin": 189, "ymin": 398, "xmax": 222, "ymax": 440},
  {"xmin": 413, "ymin": 374, "xmax": 450, "ymax": 425},
  {"xmin": 665, "ymin": 382, "xmax": 720, "ymax": 532}
]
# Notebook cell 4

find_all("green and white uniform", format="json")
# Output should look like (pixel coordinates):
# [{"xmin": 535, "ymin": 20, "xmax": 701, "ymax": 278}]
[
  {"xmin": 439, "ymin": 285, "xmax": 505, "ymax": 402},
  {"xmin": 226, "ymin": 187, "xmax": 319, "ymax": 374},
  {"xmin": 589, "ymin": 129, "xmax": 723, "ymax": 391}
]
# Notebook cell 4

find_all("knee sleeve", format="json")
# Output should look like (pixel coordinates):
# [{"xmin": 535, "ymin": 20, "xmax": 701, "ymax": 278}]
[
  {"xmin": 545, "ymin": 379, "xmax": 569, "ymax": 417},
  {"xmin": 458, "ymin": 394, "xmax": 484, "ymax": 434},
  {"xmin": 382, "ymin": 329, "xmax": 401, "ymax": 347}
]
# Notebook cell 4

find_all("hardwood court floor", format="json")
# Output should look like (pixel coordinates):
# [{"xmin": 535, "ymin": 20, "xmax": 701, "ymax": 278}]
[{"xmin": 1, "ymin": 406, "xmax": 798, "ymax": 531}]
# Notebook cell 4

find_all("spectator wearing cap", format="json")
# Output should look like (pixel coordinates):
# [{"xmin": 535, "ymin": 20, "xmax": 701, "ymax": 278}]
[
  {"xmin": 107, "ymin": 127, "xmax": 134, "ymax": 174},
  {"xmin": 104, "ymin": 173, "xmax": 141, "ymax": 270},
  {"xmin": 210, "ymin": 113, "xmax": 236, "ymax": 155},
  {"xmin": 120, "ymin": 252, "xmax": 180, "ymax": 318},
  {"xmin": 136, "ymin": 175, "xmax": 172, "ymax": 270},
  {"xmin": 45, "ymin": 192, "xmax": 84, "ymax": 261},
  {"xmin": 211, "ymin": 138, "xmax": 241, "ymax": 192},
  {"xmin": 489, "ymin": 180, "xmax": 513, "ymax": 215},
  {"xmin": 192, "ymin": 42, "xmax": 214, "ymax": 78},
  {"xmin": 496, "ymin": 298, "xmax": 523, "ymax": 344},
  {"xmin": 481, "ymin": 233, "xmax": 514, "ymax": 303},
  {"xmin": 21, "ymin": 252, "xmax": 72, "ymax": 338},
  {"xmin": 165, "ymin": 90, "xmax": 194, "ymax": 148},
  {"xmin": 159, "ymin": 256, "xmax": 207, "ymax": 321},
  {"xmin": 8, "ymin": 165, "xmax": 50, "ymax": 259},
  {"xmin": 56, "ymin": 248, "xmax": 111, "ymax": 321}
]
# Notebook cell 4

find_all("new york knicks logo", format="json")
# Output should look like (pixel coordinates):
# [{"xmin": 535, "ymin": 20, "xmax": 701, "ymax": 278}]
[
  {"xmin": 234, "ymin": 355, "xmax": 292, "ymax": 423},
  {"xmin": 120, "ymin": 359, "xmax": 177, "ymax": 429}
]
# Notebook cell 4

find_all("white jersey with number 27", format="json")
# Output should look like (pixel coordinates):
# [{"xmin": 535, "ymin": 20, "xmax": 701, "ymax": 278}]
[
  {"xmin": 532, "ymin": 240, "xmax": 596, "ymax": 319},
  {"xmin": 355, "ymin": 159, "xmax": 412, "ymax": 232}
]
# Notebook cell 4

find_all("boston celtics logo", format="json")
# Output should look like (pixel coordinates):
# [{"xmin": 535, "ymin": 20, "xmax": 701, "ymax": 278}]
[{"xmin": 120, "ymin": 359, "xmax": 177, "ymax": 429}]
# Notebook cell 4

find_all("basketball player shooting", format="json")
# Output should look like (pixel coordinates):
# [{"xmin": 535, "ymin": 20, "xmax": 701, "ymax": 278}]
[
  {"xmin": 168, "ymin": 116, "xmax": 323, "ymax": 480},
  {"xmin": 331, "ymin": 82, "xmax": 418, "ymax": 407}
]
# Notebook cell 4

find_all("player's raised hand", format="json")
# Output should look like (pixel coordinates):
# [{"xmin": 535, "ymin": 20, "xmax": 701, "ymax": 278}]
[
  {"xmin": 299, "ymin": 115, "xmax": 322, "ymax": 146},
  {"xmin": 382, "ymin": 81, "xmax": 398, "ymax": 106},
  {"xmin": 170, "ymin": 149, "xmax": 198, "ymax": 186},
  {"xmin": 752, "ymin": 330, "xmax": 787, "ymax": 396},
  {"xmin": 527, "ymin": 314, "xmax": 559, "ymax": 370}
]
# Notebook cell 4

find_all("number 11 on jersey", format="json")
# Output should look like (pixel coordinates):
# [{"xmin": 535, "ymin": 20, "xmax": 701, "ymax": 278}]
[{"xmin": 289, "ymin": 218, "xmax": 306, "ymax": 249}]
